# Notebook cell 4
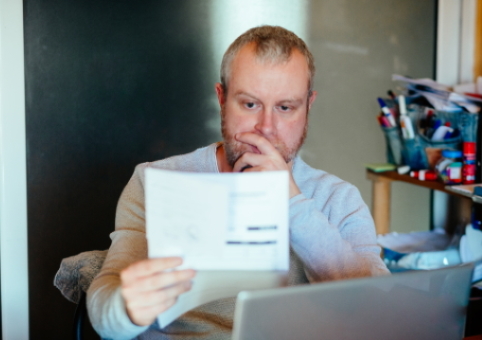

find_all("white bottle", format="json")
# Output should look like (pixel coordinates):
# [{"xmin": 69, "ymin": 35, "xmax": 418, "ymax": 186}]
[
  {"xmin": 431, "ymin": 125, "xmax": 453, "ymax": 141},
  {"xmin": 398, "ymin": 95, "xmax": 415, "ymax": 139}
]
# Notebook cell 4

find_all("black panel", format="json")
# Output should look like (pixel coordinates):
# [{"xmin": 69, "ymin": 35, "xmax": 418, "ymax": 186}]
[{"xmin": 24, "ymin": 1, "xmax": 218, "ymax": 338}]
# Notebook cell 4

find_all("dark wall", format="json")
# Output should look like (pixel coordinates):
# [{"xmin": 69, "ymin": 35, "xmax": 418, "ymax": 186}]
[{"xmin": 24, "ymin": 1, "xmax": 218, "ymax": 338}]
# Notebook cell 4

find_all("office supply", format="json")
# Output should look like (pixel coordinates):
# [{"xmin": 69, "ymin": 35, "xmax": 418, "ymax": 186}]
[
  {"xmin": 463, "ymin": 142, "xmax": 477, "ymax": 184},
  {"xmin": 377, "ymin": 115, "xmax": 391, "ymax": 127},
  {"xmin": 397, "ymin": 165, "xmax": 410, "ymax": 174},
  {"xmin": 145, "ymin": 168, "xmax": 289, "ymax": 270},
  {"xmin": 392, "ymin": 74, "xmax": 482, "ymax": 113},
  {"xmin": 398, "ymin": 95, "xmax": 415, "ymax": 139},
  {"xmin": 445, "ymin": 183, "xmax": 482, "ymax": 197},
  {"xmin": 145, "ymin": 168, "xmax": 290, "ymax": 327},
  {"xmin": 435, "ymin": 150, "xmax": 463, "ymax": 184},
  {"xmin": 377, "ymin": 97, "xmax": 396, "ymax": 127},
  {"xmin": 410, "ymin": 169, "xmax": 437, "ymax": 181},
  {"xmin": 387, "ymin": 89, "xmax": 396, "ymax": 100},
  {"xmin": 232, "ymin": 263, "xmax": 474, "ymax": 340},
  {"xmin": 392, "ymin": 74, "xmax": 451, "ymax": 91},
  {"xmin": 432, "ymin": 125, "xmax": 454, "ymax": 141},
  {"xmin": 364, "ymin": 163, "xmax": 397, "ymax": 172}
]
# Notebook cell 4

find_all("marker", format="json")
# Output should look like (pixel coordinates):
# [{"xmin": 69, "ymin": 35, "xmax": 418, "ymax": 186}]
[
  {"xmin": 432, "ymin": 119, "xmax": 442, "ymax": 130},
  {"xmin": 410, "ymin": 170, "xmax": 437, "ymax": 181},
  {"xmin": 377, "ymin": 115, "xmax": 391, "ymax": 127},
  {"xmin": 398, "ymin": 95, "xmax": 414, "ymax": 139},
  {"xmin": 387, "ymin": 90, "xmax": 396, "ymax": 100},
  {"xmin": 425, "ymin": 116, "xmax": 440, "ymax": 138},
  {"xmin": 398, "ymin": 95, "xmax": 407, "ymax": 114},
  {"xmin": 377, "ymin": 98, "xmax": 396, "ymax": 127},
  {"xmin": 377, "ymin": 116, "xmax": 386, "ymax": 127}
]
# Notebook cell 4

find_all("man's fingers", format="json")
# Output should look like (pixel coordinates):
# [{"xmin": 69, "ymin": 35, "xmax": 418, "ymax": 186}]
[
  {"xmin": 232, "ymin": 152, "xmax": 265, "ymax": 172},
  {"xmin": 123, "ymin": 268, "xmax": 196, "ymax": 293},
  {"xmin": 121, "ymin": 257, "xmax": 183, "ymax": 284},
  {"xmin": 235, "ymin": 132, "xmax": 278, "ymax": 156},
  {"xmin": 125, "ymin": 281, "xmax": 192, "ymax": 326},
  {"xmin": 124, "ymin": 280, "xmax": 193, "ymax": 310}
]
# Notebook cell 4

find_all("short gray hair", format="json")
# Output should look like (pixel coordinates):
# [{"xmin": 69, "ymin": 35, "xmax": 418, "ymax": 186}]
[{"xmin": 220, "ymin": 25, "xmax": 315, "ymax": 93}]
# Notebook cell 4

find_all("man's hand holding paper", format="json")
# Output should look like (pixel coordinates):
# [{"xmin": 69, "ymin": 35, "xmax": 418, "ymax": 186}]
[{"xmin": 120, "ymin": 257, "xmax": 196, "ymax": 326}]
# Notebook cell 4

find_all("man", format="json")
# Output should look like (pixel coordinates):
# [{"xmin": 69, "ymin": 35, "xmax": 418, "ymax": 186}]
[{"xmin": 87, "ymin": 25, "xmax": 389, "ymax": 340}]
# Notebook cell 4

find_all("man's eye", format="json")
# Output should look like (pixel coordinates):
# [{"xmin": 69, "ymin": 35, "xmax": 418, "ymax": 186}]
[
  {"xmin": 280, "ymin": 105, "xmax": 290, "ymax": 111},
  {"xmin": 245, "ymin": 102, "xmax": 255, "ymax": 109}
]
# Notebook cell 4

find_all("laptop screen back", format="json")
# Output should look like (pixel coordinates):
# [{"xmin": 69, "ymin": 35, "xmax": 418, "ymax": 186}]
[{"xmin": 232, "ymin": 264, "xmax": 474, "ymax": 340}]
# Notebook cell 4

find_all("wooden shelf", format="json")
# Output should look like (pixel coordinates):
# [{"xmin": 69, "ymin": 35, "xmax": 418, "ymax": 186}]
[
  {"xmin": 366, "ymin": 169, "xmax": 470, "ymax": 235},
  {"xmin": 366, "ymin": 170, "xmax": 469, "ymax": 199}
]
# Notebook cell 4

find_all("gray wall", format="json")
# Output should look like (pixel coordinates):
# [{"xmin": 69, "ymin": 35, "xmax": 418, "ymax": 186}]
[
  {"xmin": 303, "ymin": 0, "xmax": 436, "ymax": 234},
  {"xmin": 22, "ymin": 0, "xmax": 435, "ymax": 338}
]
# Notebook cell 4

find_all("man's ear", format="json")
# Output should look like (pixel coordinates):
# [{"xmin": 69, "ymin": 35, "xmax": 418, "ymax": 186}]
[
  {"xmin": 215, "ymin": 83, "xmax": 226, "ymax": 108},
  {"xmin": 308, "ymin": 90, "xmax": 317, "ymax": 110}
]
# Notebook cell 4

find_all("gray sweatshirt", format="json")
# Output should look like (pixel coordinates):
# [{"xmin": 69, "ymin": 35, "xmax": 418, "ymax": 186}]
[{"xmin": 87, "ymin": 143, "xmax": 389, "ymax": 340}]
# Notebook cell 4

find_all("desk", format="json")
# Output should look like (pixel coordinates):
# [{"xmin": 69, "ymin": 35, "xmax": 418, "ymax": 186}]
[
  {"xmin": 366, "ymin": 169, "xmax": 470, "ymax": 235},
  {"xmin": 367, "ymin": 170, "xmax": 482, "ymax": 337}
]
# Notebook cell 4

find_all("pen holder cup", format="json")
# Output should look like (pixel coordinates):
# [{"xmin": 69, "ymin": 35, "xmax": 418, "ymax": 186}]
[
  {"xmin": 405, "ymin": 106, "xmax": 466, "ymax": 169},
  {"xmin": 379, "ymin": 103, "xmax": 478, "ymax": 169},
  {"xmin": 400, "ymin": 137, "xmax": 426, "ymax": 170},
  {"xmin": 381, "ymin": 126, "xmax": 404, "ymax": 166},
  {"xmin": 411, "ymin": 135, "xmax": 462, "ymax": 170},
  {"xmin": 459, "ymin": 110, "xmax": 479, "ymax": 142}
]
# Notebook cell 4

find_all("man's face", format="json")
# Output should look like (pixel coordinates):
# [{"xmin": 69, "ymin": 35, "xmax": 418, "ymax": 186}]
[{"xmin": 217, "ymin": 43, "xmax": 315, "ymax": 168}]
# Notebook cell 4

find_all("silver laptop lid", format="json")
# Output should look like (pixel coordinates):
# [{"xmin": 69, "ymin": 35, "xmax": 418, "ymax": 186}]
[{"xmin": 232, "ymin": 263, "xmax": 474, "ymax": 340}]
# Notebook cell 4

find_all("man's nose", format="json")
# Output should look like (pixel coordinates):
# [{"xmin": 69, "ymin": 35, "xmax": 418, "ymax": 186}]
[{"xmin": 254, "ymin": 109, "xmax": 274, "ymax": 136}]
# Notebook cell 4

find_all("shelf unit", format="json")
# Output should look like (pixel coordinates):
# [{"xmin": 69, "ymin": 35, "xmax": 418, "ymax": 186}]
[{"xmin": 366, "ymin": 169, "xmax": 470, "ymax": 234}]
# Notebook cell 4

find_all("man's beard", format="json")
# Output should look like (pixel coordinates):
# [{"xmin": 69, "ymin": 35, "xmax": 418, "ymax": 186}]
[{"xmin": 220, "ymin": 108, "xmax": 308, "ymax": 168}]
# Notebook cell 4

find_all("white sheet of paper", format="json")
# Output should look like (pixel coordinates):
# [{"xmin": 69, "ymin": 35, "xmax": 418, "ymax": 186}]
[
  {"xmin": 145, "ymin": 168, "xmax": 289, "ymax": 327},
  {"xmin": 392, "ymin": 74, "xmax": 451, "ymax": 91}
]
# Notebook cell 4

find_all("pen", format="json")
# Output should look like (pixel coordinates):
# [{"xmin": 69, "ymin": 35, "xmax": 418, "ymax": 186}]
[
  {"xmin": 377, "ymin": 115, "xmax": 391, "ymax": 127},
  {"xmin": 377, "ymin": 98, "xmax": 396, "ymax": 127},
  {"xmin": 377, "ymin": 116, "xmax": 385, "ymax": 127},
  {"xmin": 387, "ymin": 90, "xmax": 396, "ymax": 100}
]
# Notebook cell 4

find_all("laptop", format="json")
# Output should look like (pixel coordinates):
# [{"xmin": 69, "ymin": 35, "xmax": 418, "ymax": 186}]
[{"xmin": 232, "ymin": 263, "xmax": 474, "ymax": 340}]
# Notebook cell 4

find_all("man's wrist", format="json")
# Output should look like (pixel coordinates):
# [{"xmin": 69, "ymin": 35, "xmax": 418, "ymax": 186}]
[{"xmin": 289, "ymin": 181, "xmax": 301, "ymax": 198}]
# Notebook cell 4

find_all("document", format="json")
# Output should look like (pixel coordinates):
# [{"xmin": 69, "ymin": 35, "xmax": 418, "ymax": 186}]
[
  {"xmin": 145, "ymin": 168, "xmax": 289, "ymax": 327},
  {"xmin": 392, "ymin": 74, "xmax": 482, "ymax": 113},
  {"xmin": 445, "ymin": 183, "xmax": 482, "ymax": 197}
]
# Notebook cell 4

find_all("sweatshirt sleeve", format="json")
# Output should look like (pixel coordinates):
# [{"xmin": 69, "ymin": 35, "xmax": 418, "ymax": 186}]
[
  {"xmin": 288, "ymin": 180, "xmax": 389, "ymax": 282},
  {"xmin": 87, "ymin": 164, "xmax": 150, "ymax": 340}
]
